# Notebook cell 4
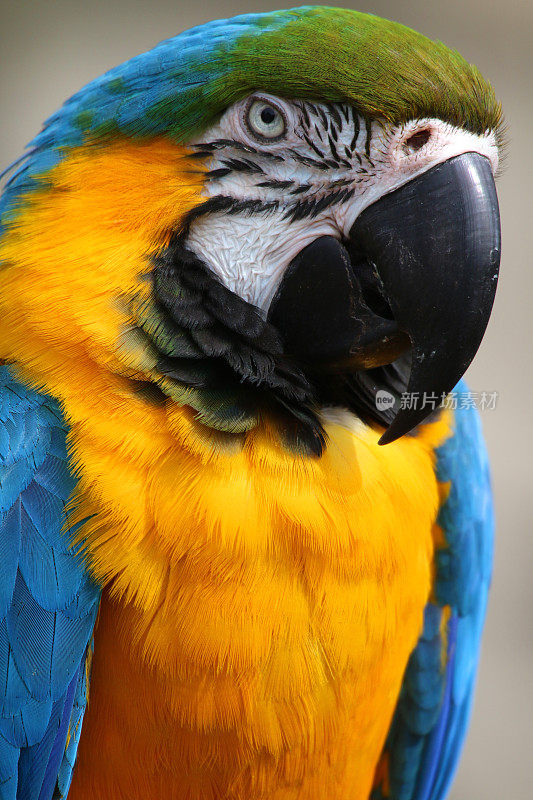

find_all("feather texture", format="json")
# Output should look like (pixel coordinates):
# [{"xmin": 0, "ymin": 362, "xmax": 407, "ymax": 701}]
[
  {"xmin": 0, "ymin": 6, "xmax": 498, "ymax": 798},
  {"xmin": 0, "ymin": 366, "xmax": 100, "ymax": 800}
]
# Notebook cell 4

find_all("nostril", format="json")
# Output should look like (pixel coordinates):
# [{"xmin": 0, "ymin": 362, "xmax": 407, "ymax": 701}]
[{"xmin": 403, "ymin": 129, "xmax": 431, "ymax": 153}]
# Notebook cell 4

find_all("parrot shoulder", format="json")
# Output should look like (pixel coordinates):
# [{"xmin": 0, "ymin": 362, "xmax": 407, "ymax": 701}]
[{"xmin": 0, "ymin": 365, "xmax": 100, "ymax": 800}]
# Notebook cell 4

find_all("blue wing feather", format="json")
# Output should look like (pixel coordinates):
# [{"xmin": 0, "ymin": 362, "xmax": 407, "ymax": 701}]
[
  {"xmin": 35, "ymin": 665, "xmax": 79, "ymax": 800},
  {"xmin": 55, "ymin": 651, "xmax": 90, "ymax": 799},
  {"xmin": 373, "ymin": 381, "xmax": 494, "ymax": 800},
  {"xmin": 0, "ymin": 365, "xmax": 101, "ymax": 799}
]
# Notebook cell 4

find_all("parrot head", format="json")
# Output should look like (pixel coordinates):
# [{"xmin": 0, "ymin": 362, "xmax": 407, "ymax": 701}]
[{"xmin": 0, "ymin": 6, "xmax": 503, "ymax": 454}]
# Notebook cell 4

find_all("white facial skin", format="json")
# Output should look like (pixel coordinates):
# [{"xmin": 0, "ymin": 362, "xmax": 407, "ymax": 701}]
[{"xmin": 186, "ymin": 93, "xmax": 499, "ymax": 311}]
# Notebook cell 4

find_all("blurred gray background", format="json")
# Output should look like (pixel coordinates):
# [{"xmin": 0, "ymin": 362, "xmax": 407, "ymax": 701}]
[{"xmin": 1, "ymin": 0, "xmax": 530, "ymax": 797}]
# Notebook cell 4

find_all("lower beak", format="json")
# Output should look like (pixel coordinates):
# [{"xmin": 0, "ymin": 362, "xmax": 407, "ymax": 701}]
[{"xmin": 268, "ymin": 152, "xmax": 501, "ymax": 444}]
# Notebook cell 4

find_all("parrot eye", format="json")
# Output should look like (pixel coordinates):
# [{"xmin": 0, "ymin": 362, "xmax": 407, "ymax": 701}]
[{"xmin": 245, "ymin": 98, "xmax": 287, "ymax": 141}]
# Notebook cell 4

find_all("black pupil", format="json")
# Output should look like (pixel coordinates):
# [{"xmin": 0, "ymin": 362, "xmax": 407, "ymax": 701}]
[{"xmin": 260, "ymin": 107, "xmax": 277, "ymax": 125}]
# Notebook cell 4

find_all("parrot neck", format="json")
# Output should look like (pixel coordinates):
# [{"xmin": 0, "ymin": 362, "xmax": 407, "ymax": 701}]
[{"xmin": 59, "ymin": 386, "xmax": 452, "ymax": 618}]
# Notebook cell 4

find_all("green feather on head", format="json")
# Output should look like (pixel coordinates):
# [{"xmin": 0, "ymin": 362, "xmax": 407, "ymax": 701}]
[
  {"xmin": 9, "ymin": 6, "xmax": 503, "ymax": 163},
  {"xmin": 173, "ymin": 5, "xmax": 503, "ymax": 143}
]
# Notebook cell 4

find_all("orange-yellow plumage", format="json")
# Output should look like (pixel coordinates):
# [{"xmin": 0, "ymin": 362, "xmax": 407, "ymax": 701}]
[{"xmin": 0, "ymin": 140, "xmax": 452, "ymax": 799}]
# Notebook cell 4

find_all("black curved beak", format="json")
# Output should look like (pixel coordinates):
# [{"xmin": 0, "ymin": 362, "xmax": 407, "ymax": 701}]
[
  {"xmin": 352, "ymin": 152, "xmax": 500, "ymax": 443},
  {"xmin": 268, "ymin": 152, "xmax": 501, "ymax": 444}
]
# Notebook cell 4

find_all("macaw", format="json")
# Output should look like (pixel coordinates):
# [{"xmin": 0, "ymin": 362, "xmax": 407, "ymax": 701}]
[{"xmin": 0, "ymin": 6, "xmax": 501, "ymax": 800}]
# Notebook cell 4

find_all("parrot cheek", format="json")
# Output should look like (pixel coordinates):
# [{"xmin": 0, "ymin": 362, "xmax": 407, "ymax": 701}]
[{"xmin": 268, "ymin": 152, "xmax": 501, "ymax": 444}]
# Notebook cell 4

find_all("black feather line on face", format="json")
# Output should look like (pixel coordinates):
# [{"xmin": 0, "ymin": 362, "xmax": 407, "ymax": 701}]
[
  {"xmin": 364, "ymin": 118, "xmax": 373, "ymax": 160},
  {"xmin": 290, "ymin": 183, "xmax": 312, "ymax": 195},
  {"xmin": 303, "ymin": 134, "xmax": 326, "ymax": 159},
  {"xmin": 313, "ymin": 122, "xmax": 325, "ymax": 143},
  {"xmin": 283, "ymin": 186, "xmax": 356, "ymax": 221},
  {"xmin": 350, "ymin": 110, "xmax": 360, "ymax": 151},
  {"xmin": 287, "ymin": 150, "xmax": 330, "ymax": 170},
  {"xmin": 256, "ymin": 179, "xmax": 294, "ymax": 189},
  {"xmin": 192, "ymin": 139, "xmax": 285, "ymax": 162},
  {"xmin": 317, "ymin": 107, "xmax": 329, "ymax": 130},
  {"xmin": 328, "ymin": 104, "xmax": 343, "ymax": 131},
  {"xmin": 221, "ymin": 158, "xmax": 265, "ymax": 174},
  {"xmin": 206, "ymin": 167, "xmax": 233, "ymax": 179},
  {"xmin": 178, "ymin": 196, "xmax": 280, "ymax": 233},
  {"xmin": 180, "ymin": 181, "xmax": 356, "ymax": 230}
]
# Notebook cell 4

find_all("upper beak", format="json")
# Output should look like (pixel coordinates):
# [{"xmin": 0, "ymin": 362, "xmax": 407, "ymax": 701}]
[{"xmin": 268, "ymin": 152, "xmax": 501, "ymax": 444}]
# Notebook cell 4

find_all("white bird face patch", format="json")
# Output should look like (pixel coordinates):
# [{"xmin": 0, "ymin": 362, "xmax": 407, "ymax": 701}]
[{"xmin": 186, "ymin": 94, "xmax": 499, "ymax": 311}]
